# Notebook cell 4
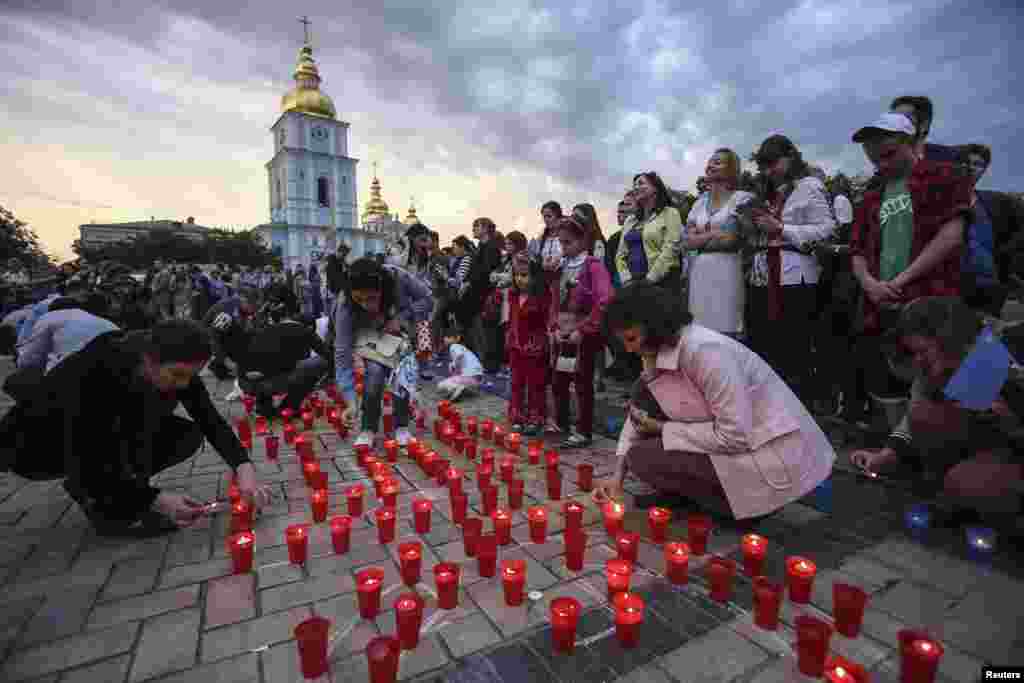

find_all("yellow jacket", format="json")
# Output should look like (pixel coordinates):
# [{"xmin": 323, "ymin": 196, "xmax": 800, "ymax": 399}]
[{"xmin": 615, "ymin": 206, "xmax": 684, "ymax": 284}]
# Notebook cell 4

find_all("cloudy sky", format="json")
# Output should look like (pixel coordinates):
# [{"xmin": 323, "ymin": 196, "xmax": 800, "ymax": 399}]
[{"xmin": 2, "ymin": 0, "xmax": 1021, "ymax": 261}]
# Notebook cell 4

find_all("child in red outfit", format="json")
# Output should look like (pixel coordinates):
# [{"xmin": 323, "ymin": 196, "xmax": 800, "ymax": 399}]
[{"xmin": 498, "ymin": 255, "xmax": 550, "ymax": 436}]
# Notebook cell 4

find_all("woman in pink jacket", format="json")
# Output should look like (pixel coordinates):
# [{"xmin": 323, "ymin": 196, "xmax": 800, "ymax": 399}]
[{"xmin": 594, "ymin": 282, "xmax": 834, "ymax": 519}]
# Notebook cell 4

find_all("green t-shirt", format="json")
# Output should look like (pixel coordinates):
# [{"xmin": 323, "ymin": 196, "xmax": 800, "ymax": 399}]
[{"xmin": 879, "ymin": 177, "xmax": 914, "ymax": 281}]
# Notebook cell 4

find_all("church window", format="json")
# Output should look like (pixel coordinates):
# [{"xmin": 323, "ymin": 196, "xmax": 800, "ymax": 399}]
[
  {"xmin": 275, "ymin": 178, "xmax": 282, "ymax": 208},
  {"xmin": 317, "ymin": 177, "xmax": 330, "ymax": 207}
]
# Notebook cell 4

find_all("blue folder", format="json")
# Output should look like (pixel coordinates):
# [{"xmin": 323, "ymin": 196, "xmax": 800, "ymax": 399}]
[{"xmin": 943, "ymin": 328, "xmax": 1016, "ymax": 410}]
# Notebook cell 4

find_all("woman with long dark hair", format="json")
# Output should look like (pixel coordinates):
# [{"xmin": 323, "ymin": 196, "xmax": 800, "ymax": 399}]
[
  {"xmin": 615, "ymin": 172, "xmax": 684, "ymax": 291},
  {"xmin": 333, "ymin": 258, "xmax": 433, "ymax": 447},
  {"xmin": 529, "ymin": 201, "xmax": 564, "ymax": 285},
  {"xmin": 572, "ymin": 203, "xmax": 607, "ymax": 261}
]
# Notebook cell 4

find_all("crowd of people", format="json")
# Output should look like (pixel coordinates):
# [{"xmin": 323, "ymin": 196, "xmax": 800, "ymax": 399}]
[{"xmin": 1, "ymin": 93, "xmax": 1023, "ymax": 545}]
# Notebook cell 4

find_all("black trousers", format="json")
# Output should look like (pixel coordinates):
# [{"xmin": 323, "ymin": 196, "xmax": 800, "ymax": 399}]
[
  {"xmin": 745, "ymin": 283, "xmax": 819, "ymax": 402},
  {"xmin": 238, "ymin": 357, "xmax": 328, "ymax": 414}
]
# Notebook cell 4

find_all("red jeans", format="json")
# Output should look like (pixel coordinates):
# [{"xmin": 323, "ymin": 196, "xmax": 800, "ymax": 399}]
[
  {"xmin": 508, "ymin": 350, "xmax": 547, "ymax": 425},
  {"xmin": 552, "ymin": 336, "xmax": 599, "ymax": 437}
]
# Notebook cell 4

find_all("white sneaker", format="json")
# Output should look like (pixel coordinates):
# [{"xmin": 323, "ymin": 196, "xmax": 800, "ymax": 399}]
[
  {"xmin": 354, "ymin": 431, "xmax": 375, "ymax": 448},
  {"xmin": 395, "ymin": 428, "xmax": 412, "ymax": 447}
]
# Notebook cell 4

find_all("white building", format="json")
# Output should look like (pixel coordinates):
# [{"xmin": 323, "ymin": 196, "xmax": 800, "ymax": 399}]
[
  {"xmin": 78, "ymin": 217, "xmax": 210, "ymax": 250},
  {"xmin": 253, "ymin": 30, "xmax": 395, "ymax": 272}
]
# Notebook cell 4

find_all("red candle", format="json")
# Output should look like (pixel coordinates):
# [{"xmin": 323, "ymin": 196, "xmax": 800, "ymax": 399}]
[
  {"xmin": 380, "ymin": 478, "xmax": 400, "ymax": 508},
  {"xmin": 438, "ymin": 399, "xmax": 451, "ymax": 418},
  {"xmin": 231, "ymin": 500, "xmax": 253, "ymax": 534},
  {"xmin": 449, "ymin": 493, "xmax": 468, "ymax": 525},
  {"xmin": 356, "ymin": 567, "xmax": 385, "ymax": 618},
  {"xmin": 603, "ymin": 501, "xmax": 625, "ymax": 537},
  {"xmin": 398, "ymin": 541, "xmax": 422, "ymax": 586},
  {"xmin": 545, "ymin": 449, "xmax": 560, "ymax": 469},
  {"xmin": 687, "ymin": 514, "xmax": 712, "ymax": 555},
  {"xmin": 527, "ymin": 506, "xmax": 548, "ymax": 543},
  {"xmin": 612, "ymin": 592, "xmax": 645, "ymax": 648},
  {"xmin": 310, "ymin": 488, "xmax": 328, "ymax": 523},
  {"xmin": 481, "ymin": 485, "xmax": 498, "ymax": 516},
  {"xmin": 281, "ymin": 407, "xmax": 295, "ymax": 423},
  {"xmin": 285, "ymin": 524, "xmax": 309, "ymax": 565},
  {"xmin": 741, "ymin": 534, "xmax": 768, "ymax": 576},
  {"xmin": 294, "ymin": 616, "xmax": 331, "ymax": 679},
  {"xmin": 564, "ymin": 529, "xmax": 586, "ymax": 572},
  {"xmin": 375, "ymin": 507, "xmax": 396, "ymax": 544},
  {"xmin": 664, "ymin": 542, "xmax": 690, "ymax": 585},
  {"xmin": 422, "ymin": 451, "xmax": 440, "ymax": 476},
  {"xmin": 330, "ymin": 515, "xmax": 352, "ymax": 554},
  {"xmin": 480, "ymin": 419, "xmax": 494, "ymax": 440},
  {"xmin": 899, "ymin": 630, "xmax": 944, "ymax": 683},
  {"xmin": 453, "ymin": 434, "xmax": 467, "ymax": 456},
  {"xmin": 301, "ymin": 411, "xmax": 314, "ymax": 430},
  {"xmin": 705, "ymin": 556, "xmax": 736, "ymax": 603},
  {"xmin": 434, "ymin": 562, "xmax": 460, "ymax": 609},
  {"xmin": 501, "ymin": 559, "xmax": 527, "ymax": 606},
  {"xmin": 435, "ymin": 458, "xmax": 451, "ymax": 487},
  {"xmin": 476, "ymin": 464, "xmax": 493, "ymax": 490},
  {"xmin": 550, "ymin": 597, "xmax": 581, "ymax": 654},
  {"xmin": 283, "ymin": 423, "xmax": 297, "ymax": 445},
  {"xmin": 295, "ymin": 436, "xmax": 314, "ymax": 462},
  {"xmin": 265, "ymin": 434, "xmax": 279, "ymax": 460},
  {"xmin": 236, "ymin": 418, "xmax": 252, "ymax": 449},
  {"xmin": 647, "ymin": 506, "xmax": 671, "ymax": 544},
  {"xmin": 255, "ymin": 415, "xmax": 269, "ymax": 435},
  {"xmin": 228, "ymin": 531, "xmax": 255, "ymax": 573},
  {"xmin": 499, "ymin": 455, "xmax": 516, "ymax": 483},
  {"xmin": 547, "ymin": 470, "xmax": 562, "ymax": 501},
  {"xmin": 372, "ymin": 474, "xmax": 388, "ymax": 499},
  {"xmin": 506, "ymin": 432, "xmax": 521, "ymax": 455},
  {"xmin": 302, "ymin": 460, "xmax": 321, "ymax": 487},
  {"xmin": 492, "ymin": 508, "xmax": 512, "ymax": 545},
  {"xmin": 606, "ymin": 558, "xmax": 633, "ymax": 598},
  {"xmin": 476, "ymin": 533, "xmax": 498, "ymax": 578},
  {"xmin": 786, "ymin": 556, "xmax": 817, "ymax": 604},
  {"xmin": 467, "ymin": 416, "xmax": 478, "ymax": 435},
  {"xmin": 366, "ymin": 636, "xmax": 400, "ymax": 683},
  {"xmin": 394, "ymin": 593, "xmax": 425, "ymax": 651},
  {"xmin": 413, "ymin": 499, "xmax": 433, "ymax": 533},
  {"xmin": 507, "ymin": 479, "xmax": 524, "ymax": 510},
  {"xmin": 492, "ymin": 425, "xmax": 505, "ymax": 446},
  {"xmin": 480, "ymin": 448, "xmax": 496, "ymax": 467},
  {"xmin": 462, "ymin": 517, "xmax": 483, "ymax": 556},
  {"xmin": 527, "ymin": 444, "xmax": 541, "ymax": 465},
  {"xmin": 753, "ymin": 577, "xmax": 783, "ymax": 630},
  {"xmin": 824, "ymin": 656, "xmax": 868, "ymax": 683},
  {"xmin": 577, "ymin": 463, "xmax": 594, "ymax": 492},
  {"xmin": 616, "ymin": 532, "xmax": 640, "ymax": 563},
  {"xmin": 383, "ymin": 439, "xmax": 398, "ymax": 463},
  {"xmin": 563, "ymin": 500, "xmax": 584, "ymax": 534},
  {"xmin": 407, "ymin": 436, "xmax": 420, "ymax": 454},
  {"xmin": 355, "ymin": 443, "xmax": 371, "ymax": 460},
  {"xmin": 795, "ymin": 615, "xmax": 833, "ymax": 677},
  {"xmin": 464, "ymin": 439, "xmax": 477, "ymax": 461},
  {"xmin": 345, "ymin": 484, "xmax": 364, "ymax": 517},
  {"xmin": 441, "ymin": 423, "xmax": 456, "ymax": 446},
  {"xmin": 433, "ymin": 417, "xmax": 445, "ymax": 441},
  {"xmin": 832, "ymin": 582, "xmax": 868, "ymax": 638}
]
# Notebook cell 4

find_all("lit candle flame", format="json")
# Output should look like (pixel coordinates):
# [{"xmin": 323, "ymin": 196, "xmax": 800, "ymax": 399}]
[
  {"xmin": 833, "ymin": 666, "xmax": 848, "ymax": 679},
  {"xmin": 236, "ymin": 535, "xmax": 253, "ymax": 546}
]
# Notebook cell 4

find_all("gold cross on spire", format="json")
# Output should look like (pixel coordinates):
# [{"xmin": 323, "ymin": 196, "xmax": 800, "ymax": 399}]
[
  {"xmin": 373, "ymin": 161, "xmax": 378, "ymax": 178},
  {"xmin": 298, "ymin": 15, "xmax": 312, "ymax": 44}
]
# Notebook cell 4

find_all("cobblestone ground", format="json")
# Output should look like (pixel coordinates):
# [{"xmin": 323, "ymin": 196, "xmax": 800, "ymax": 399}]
[{"xmin": 0, "ymin": 358, "xmax": 1021, "ymax": 683}]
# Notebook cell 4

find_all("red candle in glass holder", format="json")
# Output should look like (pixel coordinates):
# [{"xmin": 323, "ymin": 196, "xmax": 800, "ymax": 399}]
[
  {"xmin": 231, "ymin": 500, "xmax": 253, "ymax": 533},
  {"xmin": 441, "ymin": 422, "xmax": 457, "ymax": 446},
  {"xmin": 467, "ymin": 416, "xmax": 478, "ymax": 435},
  {"xmin": 564, "ymin": 529, "xmax": 586, "ymax": 572},
  {"xmin": 527, "ymin": 506, "xmax": 548, "ymax": 543},
  {"xmin": 603, "ymin": 501, "xmax": 625, "ymax": 537},
  {"xmin": 310, "ymin": 488, "xmax": 328, "ymax": 522},
  {"xmin": 255, "ymin": 414, "xmax": 269, "ymax": 435},
  {"xmin": 434, "ymin": 562, "xmax": 461, "ymax": 609},
  {"xmin": 366, "ymin": 636, "xmax": 400, "ymax": 683},
  {"xmin": 380, "ymin": 479, "xmax": 400, "ymax": 508},
  {"xmin": 492, "ymin": 425, "xmax": 505, "ymax": 446},
  {"xmin": 477, "ymin": 464, "xmax": 493, "ymax": 489},
  {"xmin": 302, "ymin": 460, "xmax": 321, "ymax": 486},
  {"xmin": 383, "ymin": 439, "xmax": 398, "ymax": 463},
  {"xmin": 616, "ymin": 531, "xmax": 640, "ymax": 563},
  {"xmin": 464, "ymin": 439, "xmax": 477, "ymax": 461},
  {"xmin": 563, "ymin": 500, "xmax": 584, "ymax": 534},
  {"xmin": 481, "ymin": 448, "xmax": 496, "ymax": 466},
  {"xmin": 706, "ymin": 556, "xmax": 736, "ymax": 602},
  {"xmin": 372, "ymin": 474, "xmax": 388, "ymax": 499},
  {"xmin": 446, "ymin": 467, "xmax": 464, "ymax": 495},
  {"xmin": 236, "ymin": 418, "xmax": 252, "ymax": 449},
  {"xmin": 283, "ymin": 423, "xmax": 297, "ymax": 445},
  {"xmin": 508, "ymin": 479, "xmax": 524, "ymax": 510},
  {"xmin": 898, "ymin": 630, "xmax": 944, "ymax": 683},
  {"xmin": 480, "ymin": 419, "xmax": 494, "ymax": 440},
  {"xmin": 501, "ymin": 559, "xmax": 527, "ymax": 606},
  {"xmin": 527, "ymin": 444, "xmax": 541, "ymax": 465},
  {"xmin": 647, "ymin": 506, "xmax": 671, "ymax": 544},
  {"xmin": 476, "ymin": 533, "xmax": 498, "ymax": 577},
  {"xmin": 435, "ymin": 458, "xmax": 451, "ymax": 487},
  {"xmin": 450, "ymin": 493, "xmax": 468, "ymax": 525},
  {"xmin": 492, "ymin": 508, "xmax": 512, "ymax": 545},
  {"xmin": 545, "ymin": 449, "xmax": 560, "ymax": 469},
  {"xmin": 294, "ymin": 616, "xmax": 331, "ymax": 679},
  {"xmin": 741, "ymin": 534, "xmax": 768, "ymax": 576},
  {"xmin": 228, "ymin": 531, "xmax": 255, "ymax": 573},
  {"xmin": 613, "ymin": 592, "xmax": 645, "ymax": 648},
  {"xmin": 753, "ymin": 576, "xmax": 783, "ymax": 630},
  {"xmin": 264, "ymin": 434, "xmax": 279, "ymax": 460},
  {"xmin": 422, "ymin": 451, "xmax": 440, "ymax": 476},
  {"xmin": 795, "ymin": 615, "xmax": 833, "ymax": 677},
  {"xmin": 664, "ymin": 542, "xmax": 690, "ymax": 585},
  {"xmin": 547, "ymin": 470, "xmax": 562, "ymax": 501},
  {"xmin": 355, "ymin": 442, "xmax": 371, "ymax": 459},
  {"xmin": 356, "ymin": 567, "xmax": 385, "ymax": 618},
  {"xmin": 330, "ymin": 515, "xmax": 352, "ymax": 554},
  {"xmin": 506, "ymin": 432, "xmax": 521, "ymax": 454},
  {"xmin": 577, "ymin": 463, "xmax": 594, "ymax": 491},
  {"xmin": 394, "ymin": 593, "xmax": 425, "ymax": 651},
  {"xmin": 499, "ymin": 455, "xmax": 516, "ymax": 483},
  {"xmin": 413, "ymin": 499, "xmax": 433, "ymax": 533},
  {"xmin": 433, "ymin": 417, "xmax": 445, "ymax": 441},
  {"xmin": 286, "ymin": 524, "xmax": 309, "ymax": 565},
  {"xmin": 786, "ymin": 556, "xmax": 817, "ymax": 604},
  {"xmin": 242, "ymin": 394, "xmax": 255, "ymax": 414},
  {"xmin": 345, "ymin": 484, "xmax": 364, "ymax": 517},
  {"xmin": 295, "ymin": 436, "xmax": 313, "ymax": 462},
  {"xmin": 281, "ymin": 407, "xmax": 295, "ymax": 422},
  {"xmin": 462, "ymin": 517, "xmax": 483, "ymax": 556},
  {"xmin": 375, "ymin": 507, "xmax": 396, "ymax": 544},
  {"xmin": 687, "ymin": 514, "xmax": 712, "ymax": 555},
  {"xmin": 398, "ymin": 541, "xmax": 422, "ymax": 586},
  {"xmin": 550, "ymin": 597, "xmax": 581, "ymax": 654},
  {"xmin": 481, "ymin": 485, "xmax": 498, "ymax": 516},
  {"xmin": 301, "ymin": 411, "xmax": 314, "ymax": 430},
  {"xmin": 832, "ymin": 583, "xmax": 868, "ymax": 638},
  {"xmin": 823, "ymin": 656, "xmax": 868, "ymax": 683},
  {"xmin": 606, "ymin": 558, "xmax": 633, "ymax": 598}
]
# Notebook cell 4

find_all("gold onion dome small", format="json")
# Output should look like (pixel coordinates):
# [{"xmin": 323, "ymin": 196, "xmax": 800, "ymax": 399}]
[
  {"xmin": 362, "ymin": 174, "xmax": 391, "ymax": 223},
  {"xmin": 281, "ymin": 43, "xmax": 336, "ymax": 120}
]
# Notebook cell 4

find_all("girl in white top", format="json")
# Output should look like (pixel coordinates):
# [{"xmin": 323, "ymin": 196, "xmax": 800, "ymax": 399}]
[{"xmin": 683, "ymin": 149, "xmax": 753, "ymax": 336}]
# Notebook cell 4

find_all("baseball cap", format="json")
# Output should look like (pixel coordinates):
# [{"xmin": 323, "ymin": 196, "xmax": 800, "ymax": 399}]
[{"xmin": 852, "ymin": 113, "xmax": 916, "ymax": 143}]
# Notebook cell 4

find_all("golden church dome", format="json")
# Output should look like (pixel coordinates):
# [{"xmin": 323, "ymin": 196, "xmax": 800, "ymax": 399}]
[
  {"xmin": 281, "ymin": 43, "xmax": 337, "ymax": 120},
  {"xmin": 362, "ymin": 170, "xmax": 392, "ymax": 224},
  {"xmin": 404, "ymin": 201, "xmax": 419, "ymax": 225}
]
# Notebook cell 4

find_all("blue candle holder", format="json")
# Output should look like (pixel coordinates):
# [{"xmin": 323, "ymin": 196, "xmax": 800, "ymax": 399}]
[
  {"xmin": 904, "ymin": 504, "xmax": 931, "ymax": 540},
  {"xmin": 807, "ymin": 476, "xmax": 833, "ymax": 514},
  {"xmin": 965, "ymin": 526, "xmax": 997, "ymax": 563},
  {"xmin": 607, "ymin": 415, "xmax": 624, "ymax": 435}
]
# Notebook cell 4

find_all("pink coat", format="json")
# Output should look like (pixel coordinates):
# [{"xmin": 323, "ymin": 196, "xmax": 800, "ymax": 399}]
[{"xmin": 615, "ymin": 324, "xmax": 834, "ymax": 519}]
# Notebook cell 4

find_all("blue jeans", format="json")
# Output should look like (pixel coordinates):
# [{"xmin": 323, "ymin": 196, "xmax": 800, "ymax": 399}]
[{"xmin": 361, "ymin": 359, "xmax": 410, "ymax": 432}]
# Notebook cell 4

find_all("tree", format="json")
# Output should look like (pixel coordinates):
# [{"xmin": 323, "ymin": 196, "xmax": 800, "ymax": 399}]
[
  {"xmin": 72, "ymin": 227, "xmax": 275, "ymax": 269},
  {"xmin": 0, "ymin": 205, "xmax": 55, "ymax": 274}
]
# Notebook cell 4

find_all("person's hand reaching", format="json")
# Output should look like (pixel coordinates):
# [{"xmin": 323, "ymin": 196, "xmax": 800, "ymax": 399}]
[
  {"xmin": 153, "ymin": 493, "xmax": 207, "ymax": 528},
  {"xmin": 236, "ymin": 462, "xmax": 273, "ymax": 508},
  {"xmin": 592, "ymin": 478, "xmax": 625, "ymax": 506}
]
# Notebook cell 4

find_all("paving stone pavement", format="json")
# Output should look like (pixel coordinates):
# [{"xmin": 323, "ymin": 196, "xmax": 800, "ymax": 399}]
[{"xmin": 0, "ymin": 356, "xmax": 1021, "ymax": 682}]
